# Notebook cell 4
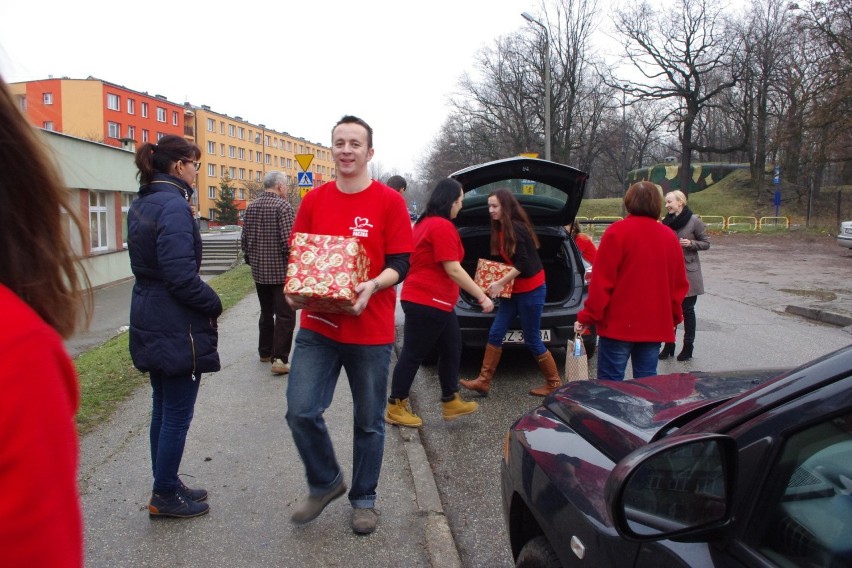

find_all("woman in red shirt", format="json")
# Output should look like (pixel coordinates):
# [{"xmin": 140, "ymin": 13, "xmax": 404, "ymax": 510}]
[
  {"xmin": 461, "ymin": 189, "xmax": 562, "ymax": 397},
  {"xmin": 386, "ymin": 179, "xmax": 494, "ymax": 427}
]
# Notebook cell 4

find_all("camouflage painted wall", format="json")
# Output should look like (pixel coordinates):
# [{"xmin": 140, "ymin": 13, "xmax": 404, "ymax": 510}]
[{"xmin": 627, "ymin": 163, "xmax": 749, "ymax": 193}]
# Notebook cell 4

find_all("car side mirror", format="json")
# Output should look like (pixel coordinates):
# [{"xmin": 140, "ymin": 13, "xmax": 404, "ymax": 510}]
[{"xmin": 606, "ymin": 434, "xmax": 737, "ymax": 541}]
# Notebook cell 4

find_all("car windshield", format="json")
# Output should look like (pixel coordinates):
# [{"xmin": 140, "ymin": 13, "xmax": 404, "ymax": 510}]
[{"xmin": 463, "ymin": 179, "xmax": 569, "ymax": 206}]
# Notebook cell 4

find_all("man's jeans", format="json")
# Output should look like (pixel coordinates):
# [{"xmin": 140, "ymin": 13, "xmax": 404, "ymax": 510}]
[
  {"xmin": 596, "ymin": 337, "xmax": 660, "ymax": 381},
  {"xmin": 487, "ymin": 284, "xmax": 547, "ymax": 356},
  {"xmin": 150, "ymin": 371, "xmax": 201, "ymax": 493},
  {"xmin": 255, "ymin": 282, "xmax": 296, "ymax": 362},
  {"xmin": 285, "ymin": 329, "xmax": 392, "ymax": 509}
]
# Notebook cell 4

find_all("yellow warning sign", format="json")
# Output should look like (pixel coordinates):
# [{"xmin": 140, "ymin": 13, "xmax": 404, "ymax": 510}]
[
  {"xmin": 295, "ymin": 154, "xmax": 314, "ymax": 171},
  {"xmin": 519, "ymin": 152, "xmax": 539, "ymax": 159}
]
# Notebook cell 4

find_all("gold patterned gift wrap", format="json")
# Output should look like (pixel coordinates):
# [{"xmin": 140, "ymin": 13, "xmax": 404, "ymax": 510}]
[{"xmin": 284, "ymin": 233, "xmax": 371, "ymax": 313}]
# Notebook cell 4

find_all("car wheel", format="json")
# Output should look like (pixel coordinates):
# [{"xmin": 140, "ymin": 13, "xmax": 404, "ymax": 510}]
[{"xmin": 516, "ymin": 536, "xmax": 561, "ymax": 568}]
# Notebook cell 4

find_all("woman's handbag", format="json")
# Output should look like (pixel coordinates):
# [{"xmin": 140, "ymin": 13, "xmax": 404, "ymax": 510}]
[{"xmin": 564, "ymin": 333, "xmax": 589, "ymax": 382}]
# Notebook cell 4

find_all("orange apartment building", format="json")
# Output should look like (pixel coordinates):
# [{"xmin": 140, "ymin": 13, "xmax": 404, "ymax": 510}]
[{"xmin": 10, "ymin": 77, "xmax": 334, "ymax": 222}]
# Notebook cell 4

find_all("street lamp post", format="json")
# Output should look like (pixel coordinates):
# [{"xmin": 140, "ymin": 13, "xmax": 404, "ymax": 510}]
[{"xmin": 521, "ymin": 12, "xmax": 551, "ymax": 161}]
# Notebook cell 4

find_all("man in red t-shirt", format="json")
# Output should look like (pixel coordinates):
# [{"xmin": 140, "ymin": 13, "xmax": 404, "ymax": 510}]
[{"xmin": 285, "ymin": 115, "xmax": 413, "ymax": 536}]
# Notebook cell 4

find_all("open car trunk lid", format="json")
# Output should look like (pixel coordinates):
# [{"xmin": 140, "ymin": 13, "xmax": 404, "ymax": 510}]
[{"xmin": 450, "ymin": 157, "xmax": 589, "ymax": 227}]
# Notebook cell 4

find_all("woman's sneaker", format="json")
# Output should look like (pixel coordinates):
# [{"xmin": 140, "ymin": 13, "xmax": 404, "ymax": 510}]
[{"xmin": 148, "ymin": 491, "xmax": 209, "ymax": 518}]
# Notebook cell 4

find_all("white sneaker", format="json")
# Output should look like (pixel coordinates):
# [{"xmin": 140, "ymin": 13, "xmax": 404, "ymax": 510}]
[{"xmin": 271, "ymin": 358, "xmax": 290, "ymax": 375}]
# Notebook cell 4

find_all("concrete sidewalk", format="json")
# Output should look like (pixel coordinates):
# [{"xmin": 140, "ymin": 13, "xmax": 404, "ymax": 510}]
[{"xmin": 77, "ymin": 281, "xmax": 460, "ymax": 567}]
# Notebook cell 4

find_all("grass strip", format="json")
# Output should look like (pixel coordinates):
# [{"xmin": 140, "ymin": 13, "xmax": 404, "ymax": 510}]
[{"xmin": 74, "ymin": 263, "xmax": 254, "ymax": 435}]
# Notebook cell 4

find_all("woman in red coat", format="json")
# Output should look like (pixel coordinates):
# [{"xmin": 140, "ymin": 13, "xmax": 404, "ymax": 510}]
[
  {"xmin": 0, "ymin": 75, "xmax": 91, "ymax": 568},
  {"xmin": 574, "ymin": 182, "xmax": 688, "ymax": 381}
]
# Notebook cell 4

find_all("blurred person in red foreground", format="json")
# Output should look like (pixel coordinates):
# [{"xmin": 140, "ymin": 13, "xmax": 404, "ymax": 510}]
[
  {"xmin": 0, "ymin": 74, "xmax": 92, "ymax": 567},
  {"xmin": 285, "ymin": 115, "xmax": 413, "ymax": 535},
  {"xmin": 574, "ymin": 181, "xmax": 688, "ymax": 381},
  {"xmin": 385, "ymin": 178, "xmax": 494, "ymax": 428}
]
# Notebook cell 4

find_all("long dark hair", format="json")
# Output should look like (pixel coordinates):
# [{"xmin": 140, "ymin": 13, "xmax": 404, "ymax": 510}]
[
  {"xmin": 417, "ymin": 178, "xmax": 462, "ymax": 224},
  {"xmin": 488, "ymin": 188, "xmax": 539, "ymax": 257},
  {"xmin": 134, "ymin": 134, "xmax": 200, "ymax": 185},
  {"xmin": 0, "ymin": 75, "xmax": 91, "ymax": 337}
]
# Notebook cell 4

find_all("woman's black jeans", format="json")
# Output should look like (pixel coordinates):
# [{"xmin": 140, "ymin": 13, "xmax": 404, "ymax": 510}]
[
  {"xmin": 390, "ymin": 301, "xmax": 462, "ymax": 401},
  {"xmin": 681, "ymin": 295, "xmax": 698, "ymax": 345}
]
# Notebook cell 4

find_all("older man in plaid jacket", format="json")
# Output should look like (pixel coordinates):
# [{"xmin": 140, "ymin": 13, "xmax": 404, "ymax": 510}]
[{"xmin": 241, "ymin": 171, "xmax": 296, "ymax": 374}]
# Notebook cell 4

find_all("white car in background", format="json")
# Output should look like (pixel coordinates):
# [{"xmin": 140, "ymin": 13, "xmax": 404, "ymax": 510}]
[{"xmin": 838, "ymin": 220, "xmax": 852, "ymax": 249}]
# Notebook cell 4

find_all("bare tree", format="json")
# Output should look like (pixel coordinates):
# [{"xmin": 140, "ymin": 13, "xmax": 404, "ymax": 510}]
[{"xmin": 614, "ymin": 0, "xmax": 744, "ymax": 195}]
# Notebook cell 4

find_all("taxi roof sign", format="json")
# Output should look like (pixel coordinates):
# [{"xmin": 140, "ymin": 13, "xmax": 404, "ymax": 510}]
[{"xmin": 295, "ymin": 154, "xmax": 314, "ymax": 172}]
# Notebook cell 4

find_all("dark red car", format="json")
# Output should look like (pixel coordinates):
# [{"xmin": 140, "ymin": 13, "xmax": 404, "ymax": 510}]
[{"xmin": 501, "ymin": 345, "xmax": 852, "ymax": 567}]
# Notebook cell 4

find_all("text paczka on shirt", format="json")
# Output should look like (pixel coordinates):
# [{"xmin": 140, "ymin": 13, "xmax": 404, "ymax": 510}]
[{"xmin": 291, "ymin": 180, "xmax": 413, "ymax": 345}]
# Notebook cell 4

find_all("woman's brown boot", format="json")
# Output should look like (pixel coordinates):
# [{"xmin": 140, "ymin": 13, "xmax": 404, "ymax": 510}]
[
  {"xmin": 529, "ymin": 351, "xmax": 562, "ymax": 396},
  {"xmin": 460, "ymin": 344, "xmax": 502, "ymax": 396}
]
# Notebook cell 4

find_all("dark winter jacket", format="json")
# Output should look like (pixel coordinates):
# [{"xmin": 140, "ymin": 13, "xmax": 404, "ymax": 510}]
[{"xmin": 128, "ymin": 173, "xmax": 222, "ymax": 377}]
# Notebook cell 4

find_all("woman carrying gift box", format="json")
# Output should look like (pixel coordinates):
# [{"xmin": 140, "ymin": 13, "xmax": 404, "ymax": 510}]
[
  {"xmin": 460, "ymin": 188, "xmax": 561, "ymax": 397},
  {"xmin": 385, "ymin": 179, "xmax": 494, "ymax": 428}
]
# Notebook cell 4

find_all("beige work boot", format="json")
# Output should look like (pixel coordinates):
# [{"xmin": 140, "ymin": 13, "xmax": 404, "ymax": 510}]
[
  {"xmin": 441, "ymin": 393, "xmax": 479, "ymax": 421},
  {"xmin": 385, "ymin": 398, "xmax": 423, "ymax": 428}
]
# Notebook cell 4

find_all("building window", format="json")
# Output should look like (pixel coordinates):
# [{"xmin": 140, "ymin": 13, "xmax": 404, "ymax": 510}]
[
  {"xmin": 239, "ymin": 188, "xmax": 245, "ymax": 200},
  {"xmin": 219, "ymin": 121, "xmax": 225, "ymax": 134},
  {"xmin": 127, "ymin": 98, "xmax": 135, "ymax": 114},
  {"xmin": 220, "ymin": 143, "xmax": 225, "ymax": 156},
  {"xmin": 229, "ymin": 167, "xmax": 236, "ymax": 179},
  {"xmin": 141, "ymin": 129, "xmax": 149, "ymax": 142},
  {"xmin": 208, "ymin": 186, "xmax": 216, "ymax": 199},
  {"xmin": 265, "ymin": 154, "xmax": 271, "ymax": 164},
  {"xmin": 209, "ymin": 209, "xmax": 216, "ymax": 221},
  {"xmin": 239, "ymin": 168, "xmax": 245, "ymax": 180},
  {"xmin": 207, "ymin": 141, "xmax": 215, "ymax": 154},
  {"xmin": 43, "ymin": 92, "xmax": 53, "ymax": 105},
  {"xmin": 108, "ymin": 122, "xmax": 121, "ymax": 138},
  {"xmin": 157, "ymin": 132, "xmax": 166, "ymax": 140},
  {"xmin": 171, "ymin": 111, "xmax": 178, "ymax": 125},
  {"xmin": 43, "ymin": 121, "xmax": 54, "ymax": 131},
  {"xmin": 127, "ymin": 125, "xmax": 136, "ymax": 140},
  {"xmin": 207, "ymin": 164, "xmax": 216, "ymax": 177},
  {"xmin": 141, "ymin": 102, "xmax": 149, "ymax": 118},
  {"xmin": 207, "ymin": 118, "xmax": 215, "ymax": 132},
  {"xmin": 265, "ymin": 135, "xmax": 271, "ymax": 146},
  {"xmin": 256, "ymin": 172, "xmax": 262, "ymax": 182},
  {"xmin": 238, "ymin": 127, "xmax": 244, "ymax": 140},
  {"xmin": 156, "ymin": 107, "xmax": 166, "ymax": 122},
  {"xmin": 229, "ymin": 145, "xmax": 236, "ymax": 158},
  {"xmin": 107, "ymin": 93, "xmax": 120, "ymax": 110},
  {"xmin": 221, "ymin": 166, "xmax": 227, "ymax": 178},
  {"xmin": 89, "ymin": 191, "xmax": 109, "ymax": 252},
  {"xmin": 121, "ymin": 194, "xmax": 134, "ymax": 248},
  {"xmin": 238, "ymin": 148, "xmax": 245, "ymax": 160}
]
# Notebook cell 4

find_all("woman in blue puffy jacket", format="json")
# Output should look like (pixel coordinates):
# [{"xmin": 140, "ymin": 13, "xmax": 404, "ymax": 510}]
[{"xmin": 128, "ymin": 134, "xmax": 222, "ymax": 519}]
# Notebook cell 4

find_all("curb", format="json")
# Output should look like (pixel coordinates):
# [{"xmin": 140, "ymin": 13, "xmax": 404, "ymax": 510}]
[
  {"xmin": 396, "ymin": 427, "xmax": 463, "ymax": 568},
  {"xmin": 392, "ymin": 320, "xmax": 462, "ymax": 568},
  {"xmin": 785, "ymin": 305, "xmax": 852, "ymax": 332}
]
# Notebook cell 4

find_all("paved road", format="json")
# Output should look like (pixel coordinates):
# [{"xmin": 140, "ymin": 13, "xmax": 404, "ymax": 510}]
[{"xmin": 74, "ymin": 232, "xmax": 851, "ymax": 567}]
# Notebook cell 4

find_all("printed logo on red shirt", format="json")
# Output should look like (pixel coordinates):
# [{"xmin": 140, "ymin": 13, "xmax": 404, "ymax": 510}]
[{"xmin": 350, "ymin": 217, "xmax": 374, "ymax": 237}]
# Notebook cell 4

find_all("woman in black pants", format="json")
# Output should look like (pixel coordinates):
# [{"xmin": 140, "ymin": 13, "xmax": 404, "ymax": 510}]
[
  {"xmin": 659, "ymin": 190, "xmax": 710, "ymax": 361},
  {"xmin": 385, "ymin": 179, "xmax": 493, "ymax": 428}
]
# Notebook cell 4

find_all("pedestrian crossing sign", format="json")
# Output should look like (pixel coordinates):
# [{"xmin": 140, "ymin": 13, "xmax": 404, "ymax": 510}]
[{"xmin": 298, "ymin": 172, "xmax": 313, "ymax": 187}]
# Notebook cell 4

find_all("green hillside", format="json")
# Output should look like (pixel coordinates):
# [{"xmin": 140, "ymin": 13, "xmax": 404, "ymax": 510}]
[{"xmin": 577, "ymin": 169, "xmax": 849, "ymax": 234}]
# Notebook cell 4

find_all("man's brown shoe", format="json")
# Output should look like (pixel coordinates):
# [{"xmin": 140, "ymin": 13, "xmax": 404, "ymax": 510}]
[{"xmin": 291, "ymin": 480, "xmax": 346, "ymax": 524}]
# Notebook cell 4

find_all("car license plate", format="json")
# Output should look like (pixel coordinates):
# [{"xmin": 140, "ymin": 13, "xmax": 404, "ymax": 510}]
[{"xmin": 503, "ymin": 329, "xmax": 551, "ymax": 343}]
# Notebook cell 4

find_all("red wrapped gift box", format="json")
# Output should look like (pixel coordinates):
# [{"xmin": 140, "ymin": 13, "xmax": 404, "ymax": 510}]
[
  {"xmin": 474, "ymin": 258, "xmax": 514, "ymax": 298},
  {"xmin": 285, "ymin": 233, "xmax": 371, "ymax": 313}
]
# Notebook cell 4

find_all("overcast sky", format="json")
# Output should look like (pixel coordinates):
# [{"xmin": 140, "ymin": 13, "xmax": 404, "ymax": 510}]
[{"xmin": 0, "ymin": 0, "xmax": 553, "ymax": 178}]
